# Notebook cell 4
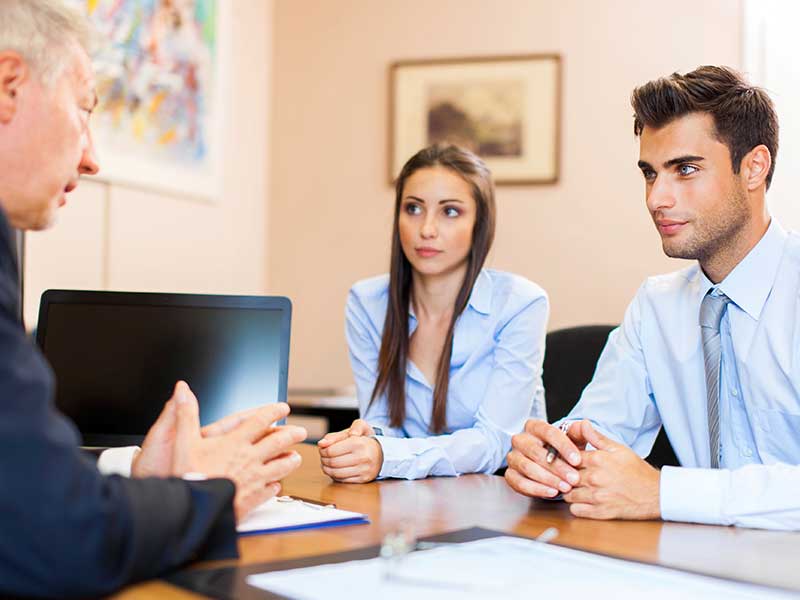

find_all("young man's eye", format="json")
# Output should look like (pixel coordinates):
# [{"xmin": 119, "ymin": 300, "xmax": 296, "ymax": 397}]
[
  {"xmin": 642, "ymin": 169, "xmax": 656, "ymax": 182},
  {"xmin": 678, "ymin": 164, "xmax": 699, "ymax": 176}
]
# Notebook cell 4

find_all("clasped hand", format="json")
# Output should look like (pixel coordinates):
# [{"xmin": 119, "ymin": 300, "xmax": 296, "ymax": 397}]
[
  {"xmin": 132, "ymin": 381, "xmax": 307, "ymax": 522},
  {"xmin": 317, "ymin": 419, "xmax": 383, "ymax": 483},
  {"xmin": 505, "ymin": 418, "xmax": 661, "ymax": 520}
]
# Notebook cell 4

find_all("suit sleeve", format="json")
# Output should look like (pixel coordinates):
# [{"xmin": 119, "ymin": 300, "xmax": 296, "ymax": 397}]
[{"xmin": 0, "ymin": 301, "xmax": 238, "ymax": 598}]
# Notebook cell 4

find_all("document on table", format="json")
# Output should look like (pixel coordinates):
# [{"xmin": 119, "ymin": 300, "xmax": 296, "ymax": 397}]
[
  {"xmin": 246, "ymin": 536, "xmax": 795, "ymax": 599},
  {"xmin": 237, "ymin": 496, "xmax": 369, "ymax": 535}
]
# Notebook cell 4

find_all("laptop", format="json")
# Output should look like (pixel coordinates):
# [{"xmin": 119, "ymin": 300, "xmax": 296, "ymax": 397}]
[{"xmin": 36, "ymin": 290, "xmax": 291, "ymax": 447}]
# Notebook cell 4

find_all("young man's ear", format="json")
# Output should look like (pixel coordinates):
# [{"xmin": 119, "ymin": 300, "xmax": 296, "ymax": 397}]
[
  {"xmin": 742, "ymin": 144, "xmax": 772, "ymax": 191},
  {"xmin": 0, "ymin": 52, "xmax": 28, "ymax": 124}
]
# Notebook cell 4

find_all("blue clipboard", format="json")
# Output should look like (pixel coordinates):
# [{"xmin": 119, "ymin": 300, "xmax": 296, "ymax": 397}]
[{"xmin": 236, "ymin": 496, "xmax": 370, "ymax": 536}]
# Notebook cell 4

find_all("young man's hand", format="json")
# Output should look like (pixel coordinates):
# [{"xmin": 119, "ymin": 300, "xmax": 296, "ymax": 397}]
[
  {"xmin": 505, "ymin": 418, "xmax": 587, "ymax": 498},
  {"xmin": 562, "ymin": 420, "xmax": 661, "ymax": 520}
]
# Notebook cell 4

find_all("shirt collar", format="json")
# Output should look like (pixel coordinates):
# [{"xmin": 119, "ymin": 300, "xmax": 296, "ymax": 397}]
[
  {"xmin": 408, "ymin": 269, "xmax": 493, "ymax": 320},
  {"xmin": 466, "ymin": 269, "xmax": 492, "ymax": 315},
  {"xmin": 695, "ymin": 218, "xmax": 787, "ymax": 320}
]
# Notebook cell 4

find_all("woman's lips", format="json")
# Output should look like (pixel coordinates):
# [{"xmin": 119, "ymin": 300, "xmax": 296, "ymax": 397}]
[{"xmin": 416, "ymin": 247, "xmax": 442, "ymax": 258}]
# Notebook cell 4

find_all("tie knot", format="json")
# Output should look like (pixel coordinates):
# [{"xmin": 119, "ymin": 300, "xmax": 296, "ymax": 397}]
[{"xmin": 699, "ymin": 292, "xmax": 731, "ymax": 332}]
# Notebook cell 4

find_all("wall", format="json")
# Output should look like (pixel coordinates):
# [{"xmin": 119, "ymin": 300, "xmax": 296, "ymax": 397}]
[
  {"xmin": 269, "ymin": 0, "xmax": 743, "ymax": 389},
  {"xmin": 742, "ymin": 0, "xmax": 800, "ymax": 232},
  {"xmin": 23, "ymin": 0, "xmax": 274, "ymax": 328}
]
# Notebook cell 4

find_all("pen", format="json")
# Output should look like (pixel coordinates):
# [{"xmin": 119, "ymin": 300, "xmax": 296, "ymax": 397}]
[{"xmin": 545, "ymin": 421, "xmax": 572, "ymax": 464}]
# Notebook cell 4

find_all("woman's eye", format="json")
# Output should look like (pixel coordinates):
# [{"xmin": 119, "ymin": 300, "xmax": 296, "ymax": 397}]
[
  {"xmin": 405, "ymin": 203, "xmax": 421, "ymax": 215},
  {"xmin": 443, "ymin": 206, "xmax": 460, "ymax": 218}
]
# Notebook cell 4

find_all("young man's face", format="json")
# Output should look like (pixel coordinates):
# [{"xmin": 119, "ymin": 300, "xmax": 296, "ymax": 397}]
[
  {"xmin": 0, "ymin": 41, "xmax": 99, "ymax": 231},
  {"xmin": 637, "ymin": 112, "xmax": 751, "ymax": 263}
]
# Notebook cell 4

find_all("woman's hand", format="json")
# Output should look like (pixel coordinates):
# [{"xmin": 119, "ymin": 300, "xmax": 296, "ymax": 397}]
[{"xmin": 317, "ymin": 419, "xmax": 383, "ymax": 483}]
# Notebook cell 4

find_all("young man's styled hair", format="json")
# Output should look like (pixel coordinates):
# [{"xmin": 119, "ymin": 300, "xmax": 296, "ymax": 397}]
[
  {"xmin": 631, "ymin": 65, "xmax": 779, "ymax": 189},
  {"xmin": 0, "ymin": 0, "xmax": 93, "ymax": 83}
]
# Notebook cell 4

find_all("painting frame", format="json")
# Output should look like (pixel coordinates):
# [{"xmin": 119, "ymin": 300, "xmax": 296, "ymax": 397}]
[
  {"xmin": 68, "ymin": 0, "xmax": 230, "ymax": 201},
  {"xmin": 389, "ymin": 54, "xmax": 562, "ymax": 186}
]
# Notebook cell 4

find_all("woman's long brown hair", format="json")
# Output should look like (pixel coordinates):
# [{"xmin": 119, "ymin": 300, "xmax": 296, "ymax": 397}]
[{"xmin": 369, "ymin": 144, "xmax": 496, "ymax": 434}]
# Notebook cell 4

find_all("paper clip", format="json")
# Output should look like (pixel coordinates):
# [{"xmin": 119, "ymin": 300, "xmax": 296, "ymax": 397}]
[{"xmin": 275, "ymin": 496, "xmax": 335, "ymax": 510}]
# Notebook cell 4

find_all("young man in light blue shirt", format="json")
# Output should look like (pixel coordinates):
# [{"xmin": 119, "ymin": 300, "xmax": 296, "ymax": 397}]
[{"xmin": 506, "ymin": 66, "xmax": 800, "ymax": 531}]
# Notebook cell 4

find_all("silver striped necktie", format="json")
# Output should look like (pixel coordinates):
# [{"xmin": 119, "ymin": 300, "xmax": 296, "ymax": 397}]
[{"xmin": 699, "ymin": 291, "xmax": 731, "ymax": 469}]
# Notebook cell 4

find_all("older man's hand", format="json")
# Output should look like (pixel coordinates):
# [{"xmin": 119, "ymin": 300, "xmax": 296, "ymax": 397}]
[{"xmin": 133, "ymin": 381, "xmax": 307, "ymax": 521}]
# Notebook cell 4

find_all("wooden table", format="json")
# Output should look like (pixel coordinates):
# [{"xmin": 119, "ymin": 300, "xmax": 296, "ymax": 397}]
[{"xmin": 118, "ymin": 443, "xmax": 800, "ymax": 598}]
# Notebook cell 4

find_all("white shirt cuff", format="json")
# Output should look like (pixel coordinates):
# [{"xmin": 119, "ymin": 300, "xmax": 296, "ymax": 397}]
[
  {"xmin": 97, "ymin": 446, "xmax": 140, "ymax": 478},
  {"xmin": 374, "ymin": 435, "xmax": 409, "ymax": 479},
  {"xmin": 660, "ymin": 466, "xmax": 728, "ymax": 526}
]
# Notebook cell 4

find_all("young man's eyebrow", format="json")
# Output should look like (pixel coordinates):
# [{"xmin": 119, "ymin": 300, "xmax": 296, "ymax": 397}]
[
  {"xmin": 663, "ymin": 155, "xmax": 705, "ymax": 168},
  {"xmin": 637, "ymin": 160, "xmax": 653, "ymax": 170}
]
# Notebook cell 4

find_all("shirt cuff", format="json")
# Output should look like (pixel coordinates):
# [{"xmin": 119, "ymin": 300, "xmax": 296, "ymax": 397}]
[
  {"xmin": 375, "ymin": 435, "xmax": 419, "ymax": 479},
  {"xmin": 660, "ymin": 466, "xmax": 728, "ymax": 526},
  {"xmin": 97, "ymin": 446, "xmax": 140, "ymax": 478}
]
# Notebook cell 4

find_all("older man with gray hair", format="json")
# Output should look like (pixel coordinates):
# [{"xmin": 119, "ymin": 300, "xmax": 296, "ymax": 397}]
[{"xmin": 0, "ymin": 1, "xmax": 306, "ymax": 596}]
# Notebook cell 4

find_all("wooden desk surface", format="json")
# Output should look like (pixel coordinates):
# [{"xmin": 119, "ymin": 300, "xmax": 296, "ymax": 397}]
[{"xmin": 118, "ymin": 443, "xmax": 800, "ymax": 598}]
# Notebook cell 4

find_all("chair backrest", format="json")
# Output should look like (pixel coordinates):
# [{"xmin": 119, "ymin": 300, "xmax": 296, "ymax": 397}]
[
  {"xmin": 543, "ymin": 325, "xmax": 679, "ymax": 469},
  {"xmin": 543, "ymin": 325, "xmax": 616, "ymax": 423}
]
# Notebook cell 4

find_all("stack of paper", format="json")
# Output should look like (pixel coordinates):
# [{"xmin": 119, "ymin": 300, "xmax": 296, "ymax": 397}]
[{"xmin": 246, "ymin": 536, "xmax": 795, "ymax": 599}]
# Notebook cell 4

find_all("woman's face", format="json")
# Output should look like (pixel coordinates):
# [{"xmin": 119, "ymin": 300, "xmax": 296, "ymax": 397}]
[{"xmin": 398, "ymin": 166, "xmax": 477, "ymax": 278}]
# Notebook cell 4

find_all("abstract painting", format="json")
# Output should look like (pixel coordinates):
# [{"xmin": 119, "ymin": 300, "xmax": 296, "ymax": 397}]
[
  {"xmin": 68, "ymin": 0, "xmax": 221, "ymax": 198},
  {"xmin": 390, "ymin": 55, "xmax": 561, "ymax": 185}
]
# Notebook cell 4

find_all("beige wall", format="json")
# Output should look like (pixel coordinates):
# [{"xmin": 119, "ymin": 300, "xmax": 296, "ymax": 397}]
[
  {"xmin": 23, "ymin": 1, "xmax": 743, "ymax": 392},
  {"xmin": 269, "ymin": 0, "xmax": 742, "ymax": 389},
  {"xmin": 24, "ymin": 0, "xmax": 274, "ymax": 327}
]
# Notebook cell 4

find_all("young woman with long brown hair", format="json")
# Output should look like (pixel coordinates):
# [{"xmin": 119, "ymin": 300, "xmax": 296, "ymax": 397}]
[{"xmin": 317, "ymin": 144, "xmax": 548, "ymax": 482}]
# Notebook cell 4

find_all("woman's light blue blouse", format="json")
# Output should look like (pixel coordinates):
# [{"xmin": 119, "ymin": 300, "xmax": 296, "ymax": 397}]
[{"xmin": 345, "ymin": 269, "xmax": 548, "ymax": 479}]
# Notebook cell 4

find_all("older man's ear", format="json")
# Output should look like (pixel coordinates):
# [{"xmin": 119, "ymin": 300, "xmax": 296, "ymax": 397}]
[{"xmin": 0, "ymin": 52, "xmax": 26, "ymax": 123}]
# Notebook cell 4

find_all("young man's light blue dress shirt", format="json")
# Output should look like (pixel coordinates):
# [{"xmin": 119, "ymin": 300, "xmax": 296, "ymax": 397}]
[
  {"xmin": 346, "ymin": 269, "xmax": 548, "ymax": 480},
  {"xmin": 562, "ymin": 219, "xmax": 800, "ymax": 530}
]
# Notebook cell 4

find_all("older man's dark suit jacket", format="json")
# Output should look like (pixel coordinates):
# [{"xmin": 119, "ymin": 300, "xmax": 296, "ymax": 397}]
[{"xmin": 0, "ymin": 209, "xmax": 238, "ymax": 598}]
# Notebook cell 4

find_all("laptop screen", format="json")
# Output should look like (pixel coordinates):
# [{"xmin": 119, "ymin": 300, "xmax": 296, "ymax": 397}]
[{"xmin": 37, "ymin": 292, "xmax": 291, "ymax": 446}]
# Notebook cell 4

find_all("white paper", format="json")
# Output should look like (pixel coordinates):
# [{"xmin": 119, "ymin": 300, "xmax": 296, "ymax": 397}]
[
  {"xmin": 237, "ymin": 497, "xmax": 367, "ymax": 534},
  {"xmin": 246, "ymin": 536, "xmax": 795, "ymax": 599}
]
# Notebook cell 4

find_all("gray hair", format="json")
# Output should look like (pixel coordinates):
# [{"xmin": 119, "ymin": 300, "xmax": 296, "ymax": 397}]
[{"xmin": 0, "ymin": 0, "xmax": 93, "ymax": 83}]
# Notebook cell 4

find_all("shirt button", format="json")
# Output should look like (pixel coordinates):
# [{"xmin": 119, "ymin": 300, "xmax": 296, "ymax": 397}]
[
  {"xmin": 731, "ymin": 389, "xmax": 738, "ymax": 397},
  {"xmin": 744, "ymin": 447, "xmax": 753, "ymax": 458}
]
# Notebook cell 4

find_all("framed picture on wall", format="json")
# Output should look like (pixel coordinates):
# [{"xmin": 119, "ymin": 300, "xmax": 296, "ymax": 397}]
[
  {"xmin": 389, "ymin": 54, "xmax": 561, "ymax": 185},
  {"xmin": 67, "ymin": 0, "xmax": 229, "ymax": 200}
]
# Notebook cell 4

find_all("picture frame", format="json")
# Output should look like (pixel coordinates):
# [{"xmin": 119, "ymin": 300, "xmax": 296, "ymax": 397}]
[
  {"xmin": 68, "ymin": 0, "xmax": 230, "ymax": 201},
  {"xmin": 389, "ymin": 54, "xmax": 561, "ymax": 185}
]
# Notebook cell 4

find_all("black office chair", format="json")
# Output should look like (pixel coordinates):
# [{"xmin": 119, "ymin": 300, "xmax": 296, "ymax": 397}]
[{"xmin": 543, "ymin": 325, "xmax": 679, "ymax": 469}]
